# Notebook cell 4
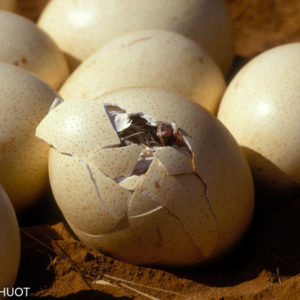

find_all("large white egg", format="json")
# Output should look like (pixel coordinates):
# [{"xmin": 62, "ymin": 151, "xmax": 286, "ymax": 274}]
[
  {"xmin": 218, "ymin": 43, "xmax": 300, "ymax": 191},
  {"xmin": 59, "ymin": 30, "xmax": 225, "ymax": 114},
  {"xmin": 37, "ymin": 0, "xmax": 234, "ymax": 73},
  {"xmin": 0, "ymin": 10, "xmax": 69, "ymax": 90},
  {"xmin": 0, "ymin": 185, "xmax": 20, "ymax": 293},
  {"xmin": 0, "ymin": 63, "xmax": 58, "ymax": 211},
  {"xmin": 36, "ymin": 88, "xmax": 254, "ymax": 266}
]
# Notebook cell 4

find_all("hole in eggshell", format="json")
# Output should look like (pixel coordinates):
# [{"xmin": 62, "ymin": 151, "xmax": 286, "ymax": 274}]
[
  {"xmin": 104, "ymin": 104, "xmax": 189, "ymax": 148},
  {"xmin": 103, "ymin": 104, "xmax": 192, "ymax": 178}
]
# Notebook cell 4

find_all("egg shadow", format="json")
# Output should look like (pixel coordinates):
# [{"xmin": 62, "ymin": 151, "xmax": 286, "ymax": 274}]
[
  {"xmin": 17, "ymin": 186, "xmax": 64, "ymax": 227},
  {"xmin": 225, "ymin": 55, "xmax": 249, "ymax": 83},
  {"xmin": 63, "ymin": 52, "xmax": 81, "ymax": 73},
  {"xmin": 241, "ymin": 146, "xmax": 299, "ymax": 205}
]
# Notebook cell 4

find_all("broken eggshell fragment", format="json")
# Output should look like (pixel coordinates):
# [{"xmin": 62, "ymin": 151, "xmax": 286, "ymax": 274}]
[{"xmin": 36, "ymin": 88, "xmax": 254, "ymax": 266}]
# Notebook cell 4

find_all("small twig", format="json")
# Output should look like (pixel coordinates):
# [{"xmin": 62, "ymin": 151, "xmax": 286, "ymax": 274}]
[
  {"xmin": 276, "ymin": 267, "xmax": 282, "ymax": 284},
  {"xmin": 272, "ymin": 254, "xmax": 288, "ymax": 266},
  {"xmin": 96, "ymin": 277, "xmax": 159, "ymax": 299},
  {"xmin": 118, "ymin": 282, "xmax": 159, "ymax": 300},
  {"xmin": 94, "ymin": 280, "xmax": 117, "ymax": 288},
  {"xmin": 21, "ymin": 229, "xmax": 57, "ymax": 254},
  {"xmin": 57, "ymin": 223, "xmax": 64, "ymax": 236},
  {"xmin": 121, "ymin": 131, "xmax": 145, "ymax": 140},
  {"xmin": 103, "ymin": 274, "xmax": 187, "ymax": 297}
]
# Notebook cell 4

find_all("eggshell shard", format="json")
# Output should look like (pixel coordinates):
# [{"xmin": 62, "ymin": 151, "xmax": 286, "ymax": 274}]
[
  {"xmin": 36, "ymin": 98, "xmax": 121, "ymax": 157},
  {"xmin": 59, "ymin": 30, "xmax": 226, "ymax": 114},
  {"xmin": 127, "ymin": 159, "xmax": 169, "ymax": 217},
  {"xmin": 48, "ymin": 148, "xmax": 131, "ymax": 235},
  {"xmin": 37, "ymin": 88, "xmax": 254, "ymax": 266},
  {"xmin": 0, "ymin": 185, "xmax": 20, "ymax": 291},
  {"xmin": 218, "ymin": 43, "xmax": 300, "ymax": 191},
  {"xmin": 0, "ymin": 63, "xmax": 58, "ymax": 211},
  {"xmin": 38, "ymin": 0, "xmax": 234, "ymax": 73},
  {"xmin": 154, "ymin": 147, "xmax": 193, "ymax": 175},
  {"xmin": 128, "ymin": 158, "xmax": 218, "ymax": 258},
  {"xmin": 88, "ymin": 145, "xmax": 143, "ymax": 179},
  {"xmin": 118, "ymin": 176, "xmax": 142, "ymax": 191},
  {"xmin": 0, "ymin": 10, "xmax": 69, "ymax": 90}
]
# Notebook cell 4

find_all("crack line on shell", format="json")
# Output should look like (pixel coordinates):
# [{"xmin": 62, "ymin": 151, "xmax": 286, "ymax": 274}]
[
  {"xmin": 194, "ymin": 173, "xmax": 218, "ymax": 227},
  {"xmin": 187, "ymin": 139, "xmax": 219, "ymax": 230},
  {"xmin": 163, "ymin": 205, "xmax": 206, "ymax": 260},
  {"xmin": 136, "ymin": 185, "xmax": 205, "ymax": 260},
  {"xmin": 76, "ymin": 158, "xmax": 119, "ymax": 220},
  {"xmin": 128, "ymin": 206, "xmax": 164, "ymax": 218},
  {"xmin": 51, "ymin": 147, "xmax": 119, "ymax": 220}
]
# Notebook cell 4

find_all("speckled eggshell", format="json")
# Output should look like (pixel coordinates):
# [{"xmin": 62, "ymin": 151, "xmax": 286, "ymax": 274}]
[
  {"xmin": 37, "ymin": 0, "xmax": 234, "ymax": 73},
  {"xmin": 59, "ymin": 30, "xmax": 226, "ymax": 114},
  {"xmin": 0, "ymin": 0, "xmax": 16, "ymax": 11},
  {"xmin": 0, "ymin": 185, "xmax": 20, "ymax": 292},
  {"xmin": 36, "ymin": 87, "xmax": 254, "ymax": 266},
  {"xmin": 218, "ymin": 43, "xmax": 300, "ymax": 191},
  {"xmin": 0, "ymin": 10, "xmax": 69, "ymax": 90},
  {"xmin": 0, "ymin": 63, "xmax": 58, "ymax": 211}
]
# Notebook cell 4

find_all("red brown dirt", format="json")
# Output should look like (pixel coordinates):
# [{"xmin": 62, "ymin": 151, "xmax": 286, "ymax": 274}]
[
  {"xmin": 226, "ymin": 0, "xmax": 300, "ymax": 58},
  {"xmin": 15, "ymin": 190, "xmax": 300, "ymax": 299},
  {"xmin": 13, "ymin": 1, "xmax": 300, "ymax": 299}
]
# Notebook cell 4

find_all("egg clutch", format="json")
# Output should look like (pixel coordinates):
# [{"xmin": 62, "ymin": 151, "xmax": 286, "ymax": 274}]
[{"xmin": 0, "ymin": 0, "xmax": 299, "ymax": 295}]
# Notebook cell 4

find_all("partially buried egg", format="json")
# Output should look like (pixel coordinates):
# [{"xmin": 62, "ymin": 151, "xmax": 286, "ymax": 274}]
[
  {"xmin": 36, "ymin": 87, "xmax": 254, "ymax": 266},
  {"xmin": 0, "ymin": 10, "xmax": 69, "ymax": 90},
  {"xmin": 59, "ymin": 30, "xmax": 225, "ymax": 114},
  {"xmin": 218, "ymin": 43, "xmax": 300, "ymax": 192},
  {"xmin": 0, "ymin": 185, "xmax": 20, "ymax": 295},
  {"xmin": 0, "ymin": 63, "xmax": 58, "ymax": 211},
  {"xmin": 38, "ymin": 0, "xmax": 234, "ymax": 73}
]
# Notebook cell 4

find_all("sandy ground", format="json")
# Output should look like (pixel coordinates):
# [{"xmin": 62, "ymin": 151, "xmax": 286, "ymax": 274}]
[
  {"xmin": 13, "ymin": 0, "xmax": 300, "ymax": 299},
  {"xmin": 16, "ymin": 190, "xmax": 300, "ymax": 299}
]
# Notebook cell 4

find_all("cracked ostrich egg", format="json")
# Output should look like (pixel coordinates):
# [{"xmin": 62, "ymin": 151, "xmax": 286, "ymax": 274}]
[
  {"xmin": 218, "ymin": 43, "xmax": 300, "ymax": 191},
  {"xmin": 36, "ymin": 88, "xmax": 254, "ymax": 266},
  {"xmin": 0, "ymin": 10, "xmax": 69, "ymax": 90},
  {"xmin": 59, "ymin": 30, "xmax": 225, "ymax": 114},
  {"xmin": 38, "ymin": 0, "xmax": 234, "ymax": 73},
  {"xmin": 0, "ymin": 63, "xmax": 58, "ymax": 211},
  {"xmin": 0, "ymin": 185, "xmax": 20, "ymax": 293}
]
